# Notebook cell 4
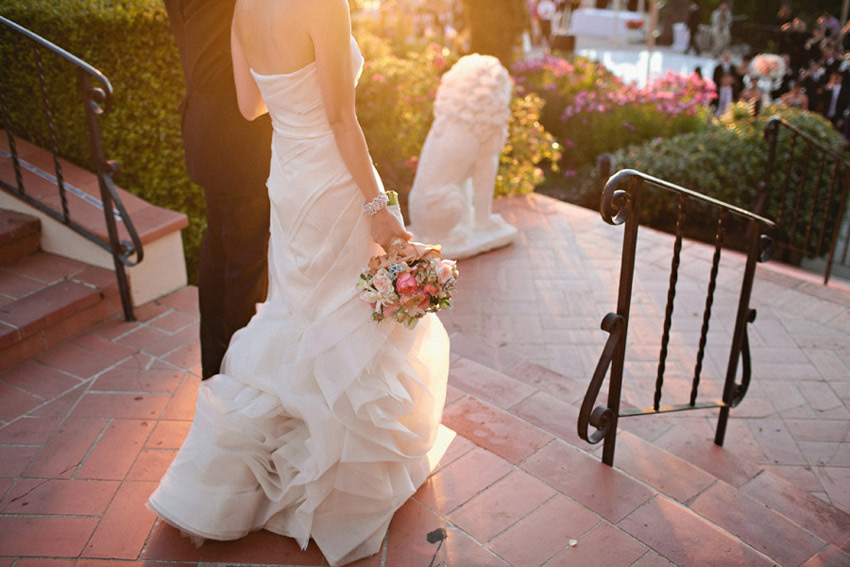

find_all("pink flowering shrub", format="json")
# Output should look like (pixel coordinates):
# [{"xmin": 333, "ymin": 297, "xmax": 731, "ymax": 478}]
[
  {"xmin": 560, "ymin": 71, "xmax": 715, "ymax": 167},
  {"xmin": 512, "ymin": 54, "xmax": 715, "ymax": 170},
  {"xmin": 512, "ymin": 54, "xmax": 620, "ymax": 141}
]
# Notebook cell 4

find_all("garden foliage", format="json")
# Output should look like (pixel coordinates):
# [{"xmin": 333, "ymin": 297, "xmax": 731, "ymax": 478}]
[
  {"xmin": 355, "ymin": 32, "xmax": 560, "ymax": 203},
  {"xmin": 1, "ymin": 2, "xmax": 559, "ymax": 283},
  {"xmin": 612, "ymin": 103, "xmax": 847, "ymax": 253},
  {"xmin": 0, "ymin": 0, "xmax": 202, "ymax": 279},
  {"xmin": 512, "ymin": 54, "xmax": 715, "ymax": 172}
]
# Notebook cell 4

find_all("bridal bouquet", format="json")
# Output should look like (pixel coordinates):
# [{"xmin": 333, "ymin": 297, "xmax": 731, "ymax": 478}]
[
  {"xmin": 750, "ymin": 54, "xmax": 785, "ymax": 81},
  {"xmin": 357, "ymin": 240, "xmax": 458, "ymax": 329}
]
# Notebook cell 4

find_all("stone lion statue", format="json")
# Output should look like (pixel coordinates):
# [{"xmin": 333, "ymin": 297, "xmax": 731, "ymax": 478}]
[{"xmin": 408, "ymin": 53, "xmax": 517, "ymax": 259}]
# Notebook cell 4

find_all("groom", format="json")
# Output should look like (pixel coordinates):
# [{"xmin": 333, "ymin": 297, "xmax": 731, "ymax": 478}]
[{"xmin": 165, "ymin": 0, "xmax": 273, "ymax": 379}]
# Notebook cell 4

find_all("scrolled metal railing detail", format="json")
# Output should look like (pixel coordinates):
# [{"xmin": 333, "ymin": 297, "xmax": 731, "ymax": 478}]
[
  {"xmin": 0, "ymin": 16, "xmax": 142, "ymax": 320},
  {"xmin": 730, "ymin": 308, "xmax": 757, "ymax": 407},
  {"xmin": 584, "ymin": 169, "xmax": 776, "ymax": 466},
  {"xmin": 578, "ymin": 312, "xmax": 624, "ymax": 445}
]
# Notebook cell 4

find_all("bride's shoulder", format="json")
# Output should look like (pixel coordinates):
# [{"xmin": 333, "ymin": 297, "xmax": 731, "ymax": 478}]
[{"xmin": 304, "ymin": 0, "xmax": 352, "ymax": 40}]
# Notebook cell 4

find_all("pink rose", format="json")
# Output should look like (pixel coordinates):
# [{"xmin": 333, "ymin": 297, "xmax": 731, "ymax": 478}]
[
  {"xmin": 436, "ymin": 261, "xmax": 456, "ymax": 285},
  {"xmin": 396, "ymin": 272, "xmax": 419, "ymax": 295},
  {"xmin": 423, "ymin": 283, "xmax": 439, "ymax": 296},
  {"xmin": 372, "ymin": 273, "xmax": 393, "ymax": 295},
  {"xmin": 382, "ymin": 303, "xmax": 399, "ymax": 318}
]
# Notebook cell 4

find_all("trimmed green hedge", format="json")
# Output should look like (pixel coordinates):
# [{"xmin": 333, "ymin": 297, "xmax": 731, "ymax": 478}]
[
  {"xmin": 612, "ymin": 104, "xmax": 847, "ymax": 253},
  {"xmin": 0, "ymin": 0, "xmax": 204, "ymax": 282}
]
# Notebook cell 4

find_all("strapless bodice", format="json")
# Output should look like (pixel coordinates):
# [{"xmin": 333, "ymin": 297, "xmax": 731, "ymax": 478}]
[{"xmin": 250, "ymin": 36, "xmax": 363, "ymax": 138}]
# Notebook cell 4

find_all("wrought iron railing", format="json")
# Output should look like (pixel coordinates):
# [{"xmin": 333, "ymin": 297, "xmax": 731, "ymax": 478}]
[
  {"xmin": 578, "ymin": 169, "xmax": 776, "ymax": 466},
  {"xmin": 760, "ymin": 116, "xmax": 850, "ymax": 285},
  {"xmin": 0, "ymin": 16, "xmax": 142, "ymax": 320}
]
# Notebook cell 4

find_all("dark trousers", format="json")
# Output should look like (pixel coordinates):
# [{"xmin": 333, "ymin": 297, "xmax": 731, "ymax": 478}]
[
  {"xmin": 198, "ymin": 186, "xmax": 270, "ymax": 378},
  {"xmin": 687, "ymin": 26, "xmax": 700, "ymax": 54}
]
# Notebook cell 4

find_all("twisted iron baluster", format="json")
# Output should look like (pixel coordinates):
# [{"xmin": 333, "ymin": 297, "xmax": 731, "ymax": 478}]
[
  {"xmin": 33, "ymin": 43, "xmax": 69, "ymax": 223},
  {"xmin": 0, "ymin": 75, "xmax": 25, "ymax": 194},
  {"xmin": 692, "ymin": 209, "xmax": 726, "ymax": 406},
  {"xmin": 655, "ymin": 194, "xmax": 686, "ymax": 411}
]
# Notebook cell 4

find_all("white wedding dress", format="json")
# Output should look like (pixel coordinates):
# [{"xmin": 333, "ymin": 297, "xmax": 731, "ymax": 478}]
[{"xmin": 147, "ymin": 37, "xmax": 450, "ymax": 566}]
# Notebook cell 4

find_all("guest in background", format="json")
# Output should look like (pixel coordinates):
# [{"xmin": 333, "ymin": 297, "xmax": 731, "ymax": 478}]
[
  {"xmin": 735, "ymin": 53, "xmax": 752, "ymax": 85},
  {"xmin": 713, "ymin": 73, "xmax": 737, "ymax": 116},
  {"xmin": 777, "ymin": 0, "xmax": 792, "ymax": 27},
  {"xmin": 527, "ymin": 0, "xmax": 542, "ymax": 46},
  {"xmin": 686, "ymin": 1, "xmax": 702, "ymax": 55},
  {"xmin": 820, "ymin": 11, "xmax": 841, "ymax": 39},
  {"xmin": 772, "ymin": 53, "xmax": 796, "ymax": 99},
  {"xmin": 739, "ymin": 76, "xmax": 763, "ymax": 104},
  {"xmin": 712, "ymin": 50, "xmax": 738, "ymax": 87},
  {"xmin": 801, "ymin": 60, "xmax": 827, "ymax": 113},
  {"xmin": 536, "ymin": 0, "xmax": 557, "ymax": 47},
  {"xmin": 780, "ymin": 81, "xmax": 809, "ymax": 110},
  {"xmin": 781, "ymin": 17, "xmax": 809, "ymax": 71},
  {"xmin": 710, "ymin": 1, "xmax": 731, "ymax": 57},
  {"xmin": 821, "ymin": 43, "xmax": 841, "ymax": 75},
  {"xmin": 822, "ymin": 71, "xmax": 850, "ymax": 129}
]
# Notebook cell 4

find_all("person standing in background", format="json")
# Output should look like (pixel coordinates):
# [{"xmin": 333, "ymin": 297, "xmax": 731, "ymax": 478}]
[
  {"xmin": 686, "ymin": 0, "xmax": 702, "ymax": 55},
  {"xmin": 536, "ymin": 0, "xmax": 557, "ymax": 47},
  {"xmin": 710, "ymin": 1, "xmax": 731, "ymax": 57},
  {"xmin": 164, "ymin": 0, "xmax": 273, "ymax": 379}
]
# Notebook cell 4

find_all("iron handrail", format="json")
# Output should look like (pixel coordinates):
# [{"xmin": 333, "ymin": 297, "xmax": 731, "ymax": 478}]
[
  {"xmin": 578, "ymin": 169, "xmax": 775, "ymax": 466},
  {"xmin": 760, "ymin": 116, "xmax": 850, "ymax": 285},
  {"xmin": 0, "ymin": 15, "xmax": 143, "ymax": 320}
]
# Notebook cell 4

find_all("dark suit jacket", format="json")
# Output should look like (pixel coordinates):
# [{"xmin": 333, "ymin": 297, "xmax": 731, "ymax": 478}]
[
  {"xmin": 164, "ymin": 0, "xmax": 272, "ymax": 195},
  {"xmin": 822, "ymin": 82, "xmax": 850, "ymax": 123},
  {"xmin": 712, "ymin": 62, "xmax": 740, "ymax": 95}
]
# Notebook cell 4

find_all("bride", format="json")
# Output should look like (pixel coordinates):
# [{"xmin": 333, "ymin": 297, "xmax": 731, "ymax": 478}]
[{"xmin": 147, "ymin": 1, "xmax": 451, "ymax": 564}]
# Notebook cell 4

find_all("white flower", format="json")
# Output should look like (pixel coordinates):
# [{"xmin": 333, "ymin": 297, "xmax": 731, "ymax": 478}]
[{"xmin": 372, "ymin": 272, "xmax": 393, "ymax": 295}]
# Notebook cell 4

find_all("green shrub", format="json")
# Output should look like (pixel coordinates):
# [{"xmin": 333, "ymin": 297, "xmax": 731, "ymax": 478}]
[
  {"xmin": 0, "ymin": 0, "xmax": 205, "ymax": 283},
  {"xmin": 512, "ymin": 54, "xmax": 621, "ymax": 143},
  {"xmin": 356, "ymin": 32, "xmax": 561, "ymax": 205},
  {"xmin": 1, "ymin": 4, "xmax": 560, "ymax": 286},
  {"xmin": 612, "ymin": 104, "xmax": 847, "ymax": 252},
  {"xmin": 496, "ymin": 93, "xmax": 561, "ymax": 197},
  {"xmin": 356, "ymin": 39, "xmax": 455, "ymax": 204}
]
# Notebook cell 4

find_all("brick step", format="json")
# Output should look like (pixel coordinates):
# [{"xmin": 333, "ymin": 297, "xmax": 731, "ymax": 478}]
[
  {"xmin": 446, "ymin": 354, "xmax": 850, "ymax": 567},
  {"xmin": 0, "ymin": 251, "xmax": 122, "ymax": 370},
  {"xmin": 0, "ymin": 209, "xmax": 40, "ymax": 267}
]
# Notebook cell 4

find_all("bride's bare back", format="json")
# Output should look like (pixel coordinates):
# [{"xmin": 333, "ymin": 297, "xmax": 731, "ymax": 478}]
[
  {"xmin": 231, "ymin": 0, "xmax": 411, "ymax": 251},
  {"xmin": 232, "ymin": 0, "xmax": 315, "ymax": 76}
]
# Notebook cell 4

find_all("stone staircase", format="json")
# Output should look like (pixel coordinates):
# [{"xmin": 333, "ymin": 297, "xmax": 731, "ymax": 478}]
[
  {"xmin": 0, "ymin": 209, "xmax": 122, "ymax": 370},
  {"xmin": 444, "ymin": 342, "xmax": 850, "ymax": 567}
]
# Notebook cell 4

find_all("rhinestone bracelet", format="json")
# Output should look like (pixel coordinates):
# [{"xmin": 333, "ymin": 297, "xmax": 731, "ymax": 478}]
[{"xmin": 362, "ymin": 193, "xmax": 390, "ymax": 216}]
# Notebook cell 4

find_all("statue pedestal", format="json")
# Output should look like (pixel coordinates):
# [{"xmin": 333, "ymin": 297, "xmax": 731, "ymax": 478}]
[{"xmin": 412, "ymin": 213, "xmax": 517, "ymax": 260}]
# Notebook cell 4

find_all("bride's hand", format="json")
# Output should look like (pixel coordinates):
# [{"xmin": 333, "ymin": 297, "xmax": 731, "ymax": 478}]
[{"xmin": 370, "ymin": 207, "xmax": 413, "ymax": 252}]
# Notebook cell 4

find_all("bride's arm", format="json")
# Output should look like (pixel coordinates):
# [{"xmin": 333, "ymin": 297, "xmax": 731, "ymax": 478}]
[
  {"xmin": 309, "ymin": 0, "xmax": 411, "ymax": 250},
  {"xmin": 231, "ymin": 20, "xmax": 268, "ymax": 121}
]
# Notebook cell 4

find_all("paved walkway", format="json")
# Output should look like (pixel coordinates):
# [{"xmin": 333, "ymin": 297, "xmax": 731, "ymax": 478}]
[{"xmin": 1, "ymin": 194, "xmax": 849, "ymax": 566}]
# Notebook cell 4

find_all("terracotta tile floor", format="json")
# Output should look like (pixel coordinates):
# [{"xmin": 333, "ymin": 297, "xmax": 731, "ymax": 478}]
[{"xmin": 1, "ymin": 194, "xmax": 849, "ymax": 566}]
